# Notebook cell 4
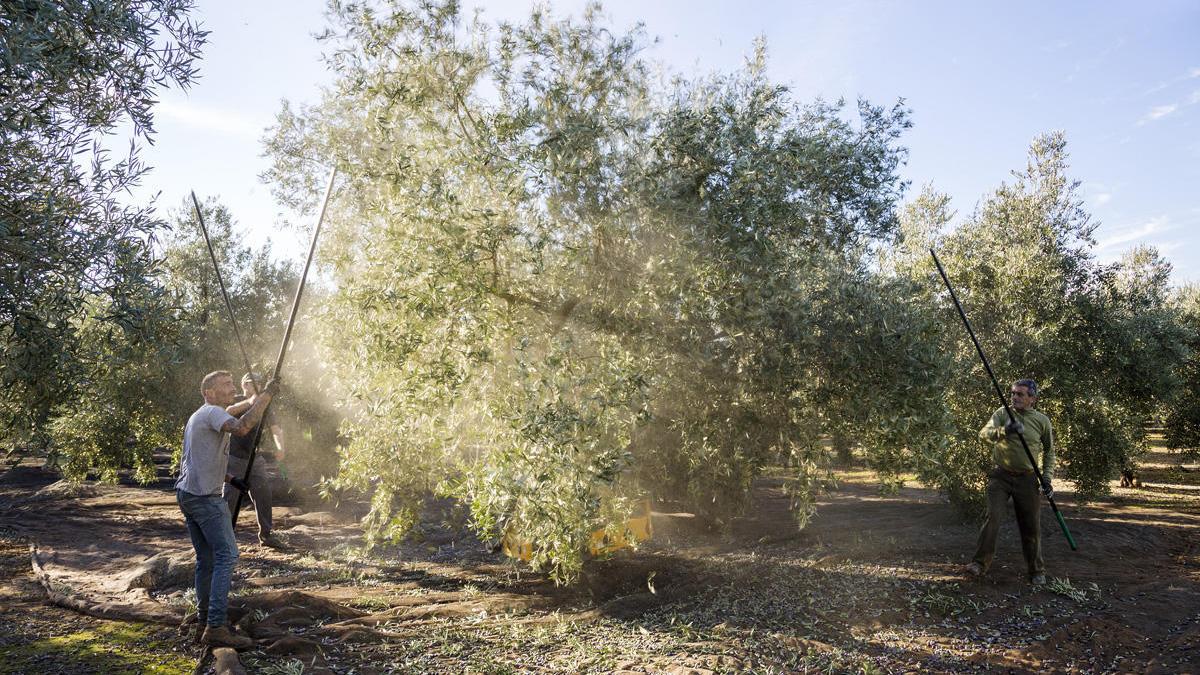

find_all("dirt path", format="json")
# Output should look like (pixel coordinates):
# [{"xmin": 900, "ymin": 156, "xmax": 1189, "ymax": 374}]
[
  {"xmin": 2, "ymin": 449, "xmax": 1199, "ymax": 674},
  {"xmin": 0, "ymin": 462, "xmax": 197, "ymax": 675},
  {"xmin": 723, "ymin": 469, "xmax": 1200, "ymax": 673}
]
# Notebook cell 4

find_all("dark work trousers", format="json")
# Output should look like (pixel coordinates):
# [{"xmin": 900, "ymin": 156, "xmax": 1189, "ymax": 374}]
[
  {"xmin": 972, "ymin": 467, "xmax": 1044, "ymax": 577},
  {"xmin": 223, "ymin": 454, "xmax": 273, "ymax": 540}
]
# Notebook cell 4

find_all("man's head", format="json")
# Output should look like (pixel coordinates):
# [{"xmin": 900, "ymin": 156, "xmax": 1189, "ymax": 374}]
[
  {"xmin": 201, "ymin": 371, "xmax": 237, "ymax": 406},
  {"xmin": 1010, "ymin": 378, "xmax": 1039, "ymax": 411},
  {"xmin": 241, "ymin": 371, "xmax": 263, "ymax": 396}
]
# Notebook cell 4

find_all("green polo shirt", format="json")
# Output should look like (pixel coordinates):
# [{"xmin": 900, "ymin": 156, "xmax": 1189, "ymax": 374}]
[{"xmin": 978, "ymin": 407, "xmax": 1055, "ymax": 480}]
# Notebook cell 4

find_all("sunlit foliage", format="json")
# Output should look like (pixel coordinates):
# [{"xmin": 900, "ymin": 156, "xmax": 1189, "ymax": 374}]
[{"xmin": 266, "ymin": 0, "xmax": 952, "ymax": 581}]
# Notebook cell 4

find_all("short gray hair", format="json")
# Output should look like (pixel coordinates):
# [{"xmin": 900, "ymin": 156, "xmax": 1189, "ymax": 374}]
[
  {"xmin": 201, "ymin": 370, "xmax": 232, "ymax": 396},
  {"xmin": 1013, "ymin": 378, "xmax": 1038, "ymax": 396}
]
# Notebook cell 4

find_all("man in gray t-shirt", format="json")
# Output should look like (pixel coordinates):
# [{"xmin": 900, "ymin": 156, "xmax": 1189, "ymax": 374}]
[
  {"xmin": 178, "ymin": 403, "xmax": 236, "ymax": 496},
  {"xmin": 176, "ymin": 369, "xmax": 278, "ymax": 649}
]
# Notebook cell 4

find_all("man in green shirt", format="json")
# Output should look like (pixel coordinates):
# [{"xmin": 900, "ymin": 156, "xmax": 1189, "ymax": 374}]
[{"xmin": 965, "ymin": 378, "xmax": 1055, "ymax": 585}]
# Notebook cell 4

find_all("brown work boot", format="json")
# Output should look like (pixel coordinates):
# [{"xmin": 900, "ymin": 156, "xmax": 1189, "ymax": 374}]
[
  {"xmin": 258, "ymin": 532, "xmax": 287, "ymax": 550},
  {"xmin": 964, "ymin": 562, "xmax": 984, "ymax": 577},
  {"xmin": 200, "ymin": 625, "xmax": 255, "ymax": 649}
]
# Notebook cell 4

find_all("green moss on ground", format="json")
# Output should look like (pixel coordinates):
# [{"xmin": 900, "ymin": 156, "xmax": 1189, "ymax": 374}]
[{"xmin": 0, "ymin": 621, "xmax": 192, "ymax": 675}]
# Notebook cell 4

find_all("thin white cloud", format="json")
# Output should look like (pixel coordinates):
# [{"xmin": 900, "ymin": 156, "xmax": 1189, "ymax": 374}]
[
  {"xmin": 1096, "ymin": 216, "xmax": 1170, "ymax": 252},
  {"xmin": 156, "ymin": 100, "xmax": 264, "ymax": 138},
  {"xmin": 1138, "ymin": 70, "xmax": 1200, "ymax": 125},
  {"xmin": 1138, "ymin": 104, "xmax": 1179, "ymax": 125},
  {"xmin": 1094, "ymin": 193, "xmax": 1112, "ymax": 206},
  {"xmin": 1142, "ymin": 66, "xmax": 1200, "ymax": 96}
]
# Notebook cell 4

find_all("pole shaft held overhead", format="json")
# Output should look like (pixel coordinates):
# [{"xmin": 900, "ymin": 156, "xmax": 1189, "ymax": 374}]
[
  {"xmin": 232, "ymin": 167, "xmax": 338, "ymax": 528},
  {"xmin": 191, "ymin": 191, "xmax": 254, "ymax": 378}
]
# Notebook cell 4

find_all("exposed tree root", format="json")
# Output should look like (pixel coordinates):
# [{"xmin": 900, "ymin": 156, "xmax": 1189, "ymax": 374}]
[
  {"xmin": 212, "ymin": 647, "xmax": 246, "ymax": 675},
  {"xmin": 29, "ymin": 543, "xmax": 184, "ymax": 625},
  {"xmin": 191, "ymin": 647, "xmax": 213, "ymax": 675}
]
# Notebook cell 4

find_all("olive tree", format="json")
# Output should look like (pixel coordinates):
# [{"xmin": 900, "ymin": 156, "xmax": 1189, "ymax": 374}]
[
  {"xmin": 894, "ymin": 134, "xmax": 1190, "ymax": 510},
  {"xmin": 1164, "ymin": 285, "xmax": 1200, "ymax": 457},
  {"xmin": 1, "ymin": 0, "xmax": 206, "ymax": 457},
  {"xmin": 40, "ymin": 198, "xmax": 284, "ymax": 480},
  {"xmin": 35, "ymin": 193, "xmax": 344, "ymax": 486},
  {"xmin": 266, "ymin": 1, "xmax": 953, "ymax": 581}
]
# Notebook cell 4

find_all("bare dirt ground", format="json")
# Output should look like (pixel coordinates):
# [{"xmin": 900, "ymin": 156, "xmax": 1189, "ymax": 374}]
[{"xmin": 2, "ymin": 444, "xmax": 1199, "ymax": 674}]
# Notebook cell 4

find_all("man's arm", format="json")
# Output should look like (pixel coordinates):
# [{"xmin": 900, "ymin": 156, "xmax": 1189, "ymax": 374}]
[
  {"xmin": 270, "ymin": 423, "xmax": 286, "ymax": 459},
  {"xmin": 221, "ymin": 392, "xmax": 273, "ymax": 437},
  {"xmin": 978, "ymin": 410, "xmax": 1005, "ymax": 442},
  {"xmin": 1041, "ymin": 419, "xmax": 1055, "ymax": 480},
  {"xmin": 226, "ymin": 396, "xmax": 255, "ymax": 417}
]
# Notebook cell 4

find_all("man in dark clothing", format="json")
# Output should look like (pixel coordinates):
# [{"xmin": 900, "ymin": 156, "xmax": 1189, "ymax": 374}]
[
  {"xmin": 222, "ymin": 372, "xmax": 288, "ymax": 549},
  {"xmin": 965, "ymin": 378, "xmax": 1055, "ymax": 585}
]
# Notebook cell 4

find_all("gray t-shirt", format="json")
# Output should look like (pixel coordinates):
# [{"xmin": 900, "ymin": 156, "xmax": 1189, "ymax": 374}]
[{"xmin": 176, "ymin": 403, "xmax": 237, "ymax": 496}]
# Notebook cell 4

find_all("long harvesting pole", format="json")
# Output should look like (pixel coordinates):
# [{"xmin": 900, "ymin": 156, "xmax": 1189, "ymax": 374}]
[
  {"xmin": 191, "ymin": 191, "xmax": 254, "ymax": 378},
  {"xmin": 929, "ymin": 248, "xmax": 1078, "ymax": 551},
  {"xmin": 232, "ymin": 167, "xmax": 338, "ymax": 528}
]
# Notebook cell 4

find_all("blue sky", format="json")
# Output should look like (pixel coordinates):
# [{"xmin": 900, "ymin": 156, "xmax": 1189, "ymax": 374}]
[{"xmin": 136, "ymin": 0, "xmax": 1199, "ymax": 283}]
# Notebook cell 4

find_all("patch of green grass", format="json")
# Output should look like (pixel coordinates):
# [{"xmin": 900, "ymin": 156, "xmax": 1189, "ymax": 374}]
[
  {"xmin": 0, "ymin": 621, "xmax": 191, "ymax": 674},
  {"xmin": 347, "ymin": 595, "xmax": 394, "ymax": 611},
  {"xmin": 1045, "ymin": 577, "xmax": 1101, "ymax": 603},
  {"xmin": 311, "ymin": 568, "xmax": 358, "ymax": 585},
  {"xmin": 859, "ymin": 660, "xmax": 887, "ymax": 675},
  {"xmin": 163, "ymin": 587, "xmax": 197, "ymax": 612},
  {"xmin": 908, "ymin": 585, "xmax": 979, "ymax": 617}
]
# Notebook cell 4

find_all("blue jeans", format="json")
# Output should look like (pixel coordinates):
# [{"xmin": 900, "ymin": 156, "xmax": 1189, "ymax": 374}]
[{"xmin": 177, "ymin": 490, "xmax": 239, "ymax": 627}]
